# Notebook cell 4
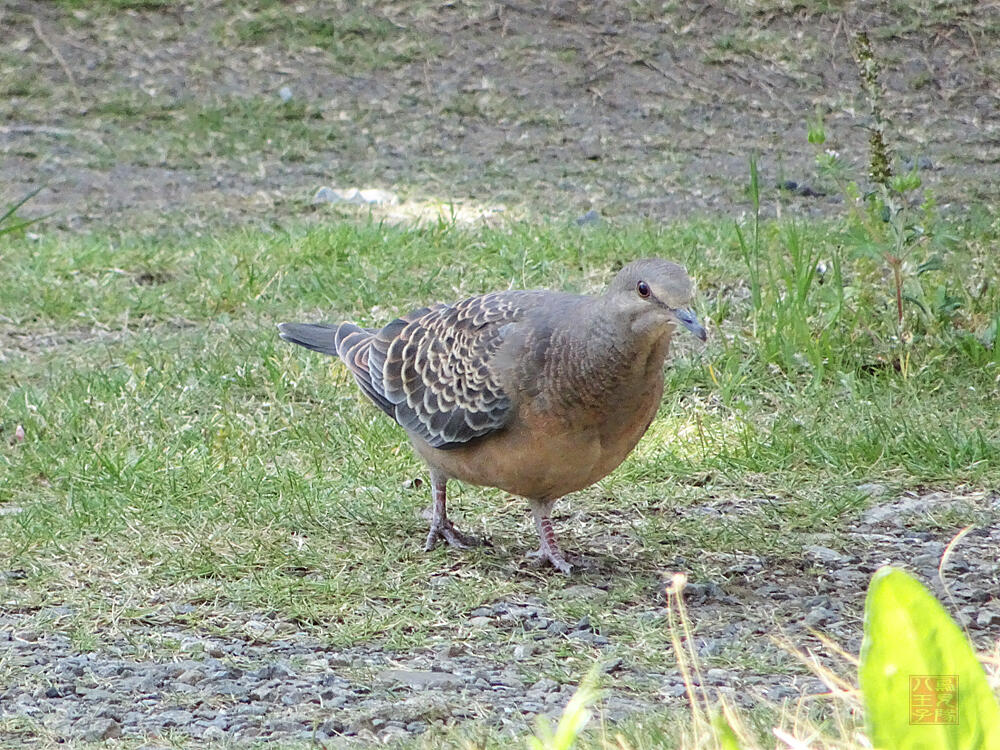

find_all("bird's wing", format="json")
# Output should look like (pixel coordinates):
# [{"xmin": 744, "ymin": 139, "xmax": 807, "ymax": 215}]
[
  {"xmin": 333, "ymin": 306, "xmax": 444, "ymax": 422},
  {"xmin": 341, "ymin": 292, "xmax": 537, "ymax": 449}
]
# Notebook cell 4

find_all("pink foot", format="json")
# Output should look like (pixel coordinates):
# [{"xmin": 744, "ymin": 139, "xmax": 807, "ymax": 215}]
[
  {"xmin": 422, "ymin": 474, "xmax": 477, "ymax": 551},
  {"xmin": 529, "ymin": 504, "xmax": 573, "ymax": 574}
]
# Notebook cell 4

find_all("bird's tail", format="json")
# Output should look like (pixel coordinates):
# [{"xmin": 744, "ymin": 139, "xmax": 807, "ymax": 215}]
[
  {"xmin": 277, "ymin": 322, "xmax": 373, "ymax": 359},
  {"xmin": 279, "ymin": 321, "xmax": 394, "ymax": 417}
]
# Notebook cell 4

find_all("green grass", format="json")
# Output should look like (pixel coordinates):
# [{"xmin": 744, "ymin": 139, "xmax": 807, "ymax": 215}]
[
  {"xmin": 53, "ymin": 0, "xmax": 176, "ymax": 9},
  {"xmin": 220, "ymin": 3, "xmax": 439, "ymax": 69},
  {"xmin": 2, "ymin": 212, "xmax": 999, "ymax": 744},
  {"xmin": 75, "ymin": 94, "xmax": 346, "ymax": 168}
]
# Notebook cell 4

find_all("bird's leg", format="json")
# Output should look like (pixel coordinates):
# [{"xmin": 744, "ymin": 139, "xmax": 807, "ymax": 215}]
[
  {"xmin": 527, "ymin": 500, "xmax": 573, "ymax": 575},
  {"xmin": 423, "ymin": 472, "xmax": 475, "ymax": 551}
]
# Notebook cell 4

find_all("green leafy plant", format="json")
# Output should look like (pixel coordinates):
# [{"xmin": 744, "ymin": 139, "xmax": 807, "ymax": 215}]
[
  {"xmin": 711, "ymin": 711, "xmax": 745, "ymax": 750},
  {"xmin": 860, "ymin": 566, "xmax": 1000, "ymax": 750},
  {"xmin": 527, "ymin": 669, "xmax": 602, "ymax": 750},
  {"xmin": 805, "ymin": 109, "xmax": 851, "ymax": 197}
]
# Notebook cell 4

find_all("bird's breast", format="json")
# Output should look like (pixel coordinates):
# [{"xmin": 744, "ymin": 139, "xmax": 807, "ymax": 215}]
[{"xmin": 411, "ymin": 368, "xmax": 665, "ymax": 502}]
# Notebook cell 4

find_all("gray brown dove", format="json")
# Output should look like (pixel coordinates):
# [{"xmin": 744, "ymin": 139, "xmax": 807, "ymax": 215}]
[{"xmin": 278, "ymin": 258, "xmax": 705, "ymax": 573}]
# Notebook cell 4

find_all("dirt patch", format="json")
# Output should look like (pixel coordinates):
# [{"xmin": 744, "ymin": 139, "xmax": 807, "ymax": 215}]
[{"xmin": 2, "ymin": 1, "xmax": 999, "ymax": 230}]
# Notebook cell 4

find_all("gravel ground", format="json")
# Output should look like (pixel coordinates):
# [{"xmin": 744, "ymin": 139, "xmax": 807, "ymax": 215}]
[{"xmin": 3, "ymin": 489, "xmax": 998, "ymax": 746}]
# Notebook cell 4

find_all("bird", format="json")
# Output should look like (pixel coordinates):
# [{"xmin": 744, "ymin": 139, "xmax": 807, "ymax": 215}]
[{"xmin": 278, "ymin": 258, "xmax": 706, "ymax": 574}]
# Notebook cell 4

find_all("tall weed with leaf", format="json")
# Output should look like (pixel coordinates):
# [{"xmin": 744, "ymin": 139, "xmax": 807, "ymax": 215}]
[
  {"xmin": 525, "ymin": 568, "xmax": 1000, "ymax": 750},
  {"xmin": 851, "ymin": 32, "xmax": 926, "ymax": 343},
  {"xmin": 796, "ymin": 35, "xmax": 1000, "ymax": 372},
  {"xmin": 844, "ymin": 34, "xmax": 999, "ymax": 369}
]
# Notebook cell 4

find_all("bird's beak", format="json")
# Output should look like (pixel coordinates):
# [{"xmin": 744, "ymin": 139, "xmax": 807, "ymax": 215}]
[{"xmin": 674, "ymin": 308, "xmax": 707, "ymax": 342}]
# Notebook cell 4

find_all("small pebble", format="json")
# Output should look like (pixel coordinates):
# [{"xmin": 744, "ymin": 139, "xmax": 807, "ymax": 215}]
[
  {"xmin": 976, "ymin": 609, "xmax": 1000, "ymax": 629},
  {"xmin": 513, "ymin": 644, "xmax": 535, "ymax": 660},
  {"xmin": 76, "ymin": 717, "xmax": 121, "ymax": 741}
]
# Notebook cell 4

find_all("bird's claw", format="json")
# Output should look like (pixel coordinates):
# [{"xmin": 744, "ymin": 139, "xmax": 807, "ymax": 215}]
[
  {"xmin": 424, "ymin": 519, "xmax": 477, "ymax": 551},
  {"xmin": 527, "ymin": 547, "xmax": 573, "ymax": 575}
]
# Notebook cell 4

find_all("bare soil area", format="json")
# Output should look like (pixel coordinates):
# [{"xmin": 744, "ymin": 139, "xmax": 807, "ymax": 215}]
[{"xmin": 3, "ymin": 1, "xmax": 999, "ymax": 229}]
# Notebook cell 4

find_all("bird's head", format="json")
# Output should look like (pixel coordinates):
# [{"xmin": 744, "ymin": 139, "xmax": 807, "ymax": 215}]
[{"xmin": 605, "ymin": 258, "xmax": 706, "ymax": 342}]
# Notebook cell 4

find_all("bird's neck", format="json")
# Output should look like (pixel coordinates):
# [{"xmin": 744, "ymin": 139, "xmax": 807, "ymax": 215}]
[
  {"xmin": 549, "ymin": 299, "xmax": 672, "ymax": 412},
  {"xmin": 589, "ymin": 296, "xmax": 674, "ymax": 365}
]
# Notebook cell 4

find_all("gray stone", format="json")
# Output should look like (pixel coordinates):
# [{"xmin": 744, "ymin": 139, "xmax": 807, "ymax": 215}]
[
  {"xmin": 804, "ymin": 607, "xmax": 837, "ymax": 628},
  {"xmin": 76, "ymin": 717, "xmax": 121, "ymax": 741},
  {"xmin": 158, "ymin": 709, "xmax": 194, "ymax": 727},
  {"xmin": 513, "ymin": 644, "xmax": 535, "ymax": 660},
  {"xmin": 376, "ymin": 670, "xmax": 463, "ymax": 689},
  {"xmin": 804, "ymin": 545, "xmax": 846, "ymax": 564},
  {"xmin": 857, "ymin": 482, "xmax": 889, "ymax": 497},
  {"xmin": 976, "ymin": 609, "xmax": 1000, "ymax": 629}
]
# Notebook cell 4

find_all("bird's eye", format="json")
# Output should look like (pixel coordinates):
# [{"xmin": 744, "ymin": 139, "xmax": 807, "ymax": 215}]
[{"xmin": 636, "ymin": 281, "xmax": 651, "ymax": 298}]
